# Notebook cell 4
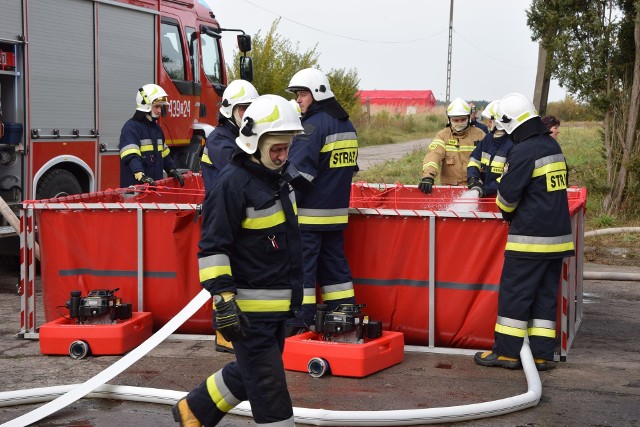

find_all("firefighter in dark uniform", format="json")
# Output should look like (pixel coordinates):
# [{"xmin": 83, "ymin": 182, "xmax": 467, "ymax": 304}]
[
  {"xmin": 200, "ymin": 79, "xmax": 258, "ymax": 191},
  {"xmin": 200, "ymin": 79, "xmax": 258, "ymax": 354},
  {"xmin": 173, "ymin": 95, "xmax": 304, "ymax": 427},
  {"xmin": 474, "ymin": 93, "xmax": 575, "ymax": 371},
  {"xmin": 284, "ymin": 68, "xmax": 359, "ymax": 335},
  {"xmin": 119, "ymin": 84, "xmax": 184, "ymax": 187},
  {"xmin": 466, "ymin": 100, "xmax": 514, "ymax": 197}
]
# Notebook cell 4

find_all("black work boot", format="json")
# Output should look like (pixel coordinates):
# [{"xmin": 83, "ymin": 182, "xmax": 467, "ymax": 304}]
[{"xmin": 474, "ymin": 351, "xmax": 522, "ymax": 369}]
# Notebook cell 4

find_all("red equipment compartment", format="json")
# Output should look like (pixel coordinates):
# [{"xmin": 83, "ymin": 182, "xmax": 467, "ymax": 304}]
[
  {"xmin": 39, "ymin": 312, "xmax": 153, "ymax": 356},
  {"xmin": 0, "ymin": 51, "xmax": 15, "ymax": 71},
  {"xmin": 283, "ymin": 331, "xmax": 404, "ymax": 378}
]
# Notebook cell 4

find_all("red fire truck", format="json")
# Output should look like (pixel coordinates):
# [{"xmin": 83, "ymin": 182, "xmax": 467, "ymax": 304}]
[{"xmin": 0, "ymin": 0, "xmax": 252, "ymax": 259}]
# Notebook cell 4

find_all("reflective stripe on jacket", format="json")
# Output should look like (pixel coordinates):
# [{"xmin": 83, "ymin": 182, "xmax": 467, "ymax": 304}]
[
  {"xmin": 118, "ymin": 117, "xmax": 176, "ymax": 187},
  {"xmin": 422, "ymin": 125, "xmax": 486, "ymax": 185},
  {"xmin": 467, "ymin": 132, "xmax": 514, "ymax": 196},
  {"xmin": 288, "ymin": 103, "xmax": 358, "ymax": 231},
  {"xmin": 496, "ymin": 118, "xmax": 575, "ymax": 259},
  {"xmin": 198, "ymin": 155, "xmax": 304, "ymax": 319},
  {"xmin": 201, "ymin": 119, "xmax": 239, "ymax": 192}
]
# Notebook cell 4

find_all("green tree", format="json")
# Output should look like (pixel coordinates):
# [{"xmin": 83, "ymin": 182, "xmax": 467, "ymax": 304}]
[
  {"xmin": 528, "ymin": 0, "xmax": 640, "ymax": 214},
  {"xmin": 227, "ymin": 18, "xmax": 361, "ymax": 117}
]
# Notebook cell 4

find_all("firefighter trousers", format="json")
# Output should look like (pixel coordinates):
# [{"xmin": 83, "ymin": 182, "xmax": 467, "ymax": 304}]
[
  {"xmin": 287, "ymin": 229, "xmax": 355, "ymax": 328},
  {"xmin": 185, "ymin": 319, "xmax": 294, "ymax": 426},
  {"xmin": 493, "ymin": 257, "xmax": 563, "ymax": 361}
]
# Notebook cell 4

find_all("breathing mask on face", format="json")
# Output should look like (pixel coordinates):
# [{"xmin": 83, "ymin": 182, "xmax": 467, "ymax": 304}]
[{"xmin": 449, "ymin": 116, "xmax": 470, "ymax": 133}]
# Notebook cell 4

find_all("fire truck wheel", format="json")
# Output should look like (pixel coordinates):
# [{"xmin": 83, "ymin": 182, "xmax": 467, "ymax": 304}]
[
  {"xmin": 69, "ymin": 340, "xmax": 90, "ymax": 359},
  {"xmin": 307, "ymin": 357, "xmax": 330, "ymax": 378},
  {"xmin": 36, "ymin": 169, "xmax": 82, "ymax": 200}
]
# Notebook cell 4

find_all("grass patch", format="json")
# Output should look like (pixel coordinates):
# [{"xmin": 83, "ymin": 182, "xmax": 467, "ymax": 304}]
[
  {"xmin": 356, "ymin": 149, "xmax": 424, "ymax": 184},
  {"xmin": 354, "ymin": 119, "xmax": 639, "ymax": 231},
  {"xmin": 353, "ymin": 108, "xmax": 447, "ymax": 147}
]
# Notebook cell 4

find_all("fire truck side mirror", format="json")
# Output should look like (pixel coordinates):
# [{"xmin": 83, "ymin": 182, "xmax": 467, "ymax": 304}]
[
  {"xmin": 237, "ymin": 34, "xmax": 251, "ymax": 53},
  {"xmin": 240, "ymin": 56, "xmax": 253, "ymax": 82},
  {"xmin": 212, "ymin": 83, "xmax": 226, "ymax": 97}
]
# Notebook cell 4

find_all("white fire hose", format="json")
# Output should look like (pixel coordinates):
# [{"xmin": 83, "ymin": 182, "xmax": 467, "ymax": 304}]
[
  {"xmin": 0, "ymin": 287, "xmax": 542, "ymax": 426},
  {"xmin": 0, "ymin": 290, "xmax": 211, "ymax": 427},
  {"xmin": 3, "ymin": 193, "xmax": 637, "ymax": 423}
]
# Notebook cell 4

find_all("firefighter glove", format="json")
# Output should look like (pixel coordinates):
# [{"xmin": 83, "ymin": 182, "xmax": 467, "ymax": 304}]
[
  {"xmin": 214, "ymin": 295, "xmax": 250, "ymax": 342},
  {"xmin": 134, "ymin": 172, "xmax": 155, "ymax": 185},
  {"xmin": 467, "ymin": 177, "xmax": 484, "ymax": 197},
  {"xmin": 418, "ymin": 177, "xmax": 434, "ymax": 194},
  {"xmin": 168, "ymin": 169, "xmax": 185, "ymax": 187}
]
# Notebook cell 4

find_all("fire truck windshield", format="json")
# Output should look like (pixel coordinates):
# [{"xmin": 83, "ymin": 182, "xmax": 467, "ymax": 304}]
[
  {"xmin": 161, "ymin": 22, "xmax": 186, "ymax": 81},
  {"xmin": 201, "ymin": 29, "xmax": 223, "ymax": 84}
]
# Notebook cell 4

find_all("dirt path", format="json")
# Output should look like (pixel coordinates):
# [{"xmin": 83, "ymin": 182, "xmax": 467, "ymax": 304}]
[{"xmin": 358, "ymin": 138, "xmax": 429, "ymax": 171}]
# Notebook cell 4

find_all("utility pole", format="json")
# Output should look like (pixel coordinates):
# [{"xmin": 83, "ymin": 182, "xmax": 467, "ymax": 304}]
[
  {"xmin": 446, "ymin": 0, "xmax": 454, "ymax": 103},
  {"xmin": 533, "ymin": 42, "xmax": 551, "ymax": 115}
]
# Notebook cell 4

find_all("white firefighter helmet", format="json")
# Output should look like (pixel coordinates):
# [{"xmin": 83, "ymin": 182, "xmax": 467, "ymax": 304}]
[
  {"xmin": 447, "ymin": 97, "xmax": 471, "ymax": 132},
  {"xmin": 496, "ymin": 93, "xmax": 539, "ymax": 134},
  {"xmin": 219, "ymin": 79, "xmax": 259, "ymax": 119},
  {"xmin": 482, "ymin": 100, "xmax": 505, "ymax": 130},
  {"xmin": 447, "ymin": 97, "xmax": 471, "ymax": 117},
  {"xmin": 236, "ymin": 94, "xmax": 304, "ymax": 155},
  {"xmin": 289, "ymin": 99, "xmax": 302, "ymax": 117},
  {"xmin": 136, "ymin": 84, "xmax": 169, "ymax": 113},
  {"xmin": 481, "ymin": 100, "xmax": 499, "ymax": 120},
  {"xmin": 286, "ymin": 68, "xmax": 335, "ymax": 102}
]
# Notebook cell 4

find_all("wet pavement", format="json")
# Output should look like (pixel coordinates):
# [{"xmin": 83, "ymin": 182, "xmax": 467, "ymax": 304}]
[{"xmin": 0, "ymin": 262, "xmax": 639, "ymax": 426}]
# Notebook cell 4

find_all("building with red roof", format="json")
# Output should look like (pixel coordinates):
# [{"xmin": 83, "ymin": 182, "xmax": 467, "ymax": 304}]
[{"xmin": 357, "ymin": 90, "xmax": 437, "ymax": 114}]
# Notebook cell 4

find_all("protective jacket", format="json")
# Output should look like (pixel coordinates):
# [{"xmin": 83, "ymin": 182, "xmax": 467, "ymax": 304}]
[
  {"xmin": 200, "ymin": 118, "xmax": 239, "ymax": 191},
  {"xmin": 492, "ymin": 117, "xmax": 575, "ymax": 362},
  {"xmin": 496, "ymin": 118, "xmax": 575, "ymax": 259},
  {"xmin": 288, "ymin": 102, "xmax": 358, "ymax": 231},
  {"xmin": 285, "ymin": 102, "xmax": 357, "ymax": 330},
  {"xmin": 188, "ymin": 154, "xmax": 301, "ymax": 426},
  {"xmin": 422, "ymin": 125, "xmax": 485, "ymax": 185},
  {"xmin": 118, "ymin": 115, "xmax": 176, "ymax": 187},
  {"xmin": 467, "ymin": 132, "xmax": 514, "ymax": 196},
  {"xmin": 198, "ymin": 154, "xmax": 304, "ymax": 322}
]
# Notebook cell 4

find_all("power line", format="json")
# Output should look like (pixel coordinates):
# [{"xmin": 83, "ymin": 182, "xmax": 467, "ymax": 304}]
[
  {"xmin": 452, "ymin": 29, "xmax": 535, "ymax": 70},
  {"xmin": 240, "ymin": 0, "xmax": 445, "ymax": 44}
]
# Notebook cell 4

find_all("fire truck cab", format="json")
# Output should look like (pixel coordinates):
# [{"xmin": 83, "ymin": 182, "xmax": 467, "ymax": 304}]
[{"xmin": 0, "ymin": 0, "xmax": 251, "ymax": 257}]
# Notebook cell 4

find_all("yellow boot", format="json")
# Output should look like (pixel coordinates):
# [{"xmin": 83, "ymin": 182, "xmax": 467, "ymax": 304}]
[
  {"xmin": 215, "ymin": 330, "xmax": 234, "ymax": 354},
  {"xmin": 172, "ymin": 398, "xmax": 201, "ymax": 426}
]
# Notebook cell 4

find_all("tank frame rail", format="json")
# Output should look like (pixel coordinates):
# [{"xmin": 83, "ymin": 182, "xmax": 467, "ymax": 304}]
[
  {"xmin": 18, "ymin": 184, "xmax": 585, "ymax": 360},
  {"xmin": 347, "ymin": 185, "xmax": 586, "ymax": 361},
  {"xmin": 18, "ymin": 200, "xmax": 200, "ymax": 338},
  {"xmin": 562, "ymin": 201, "xmax": 585, "ymax": 360}
]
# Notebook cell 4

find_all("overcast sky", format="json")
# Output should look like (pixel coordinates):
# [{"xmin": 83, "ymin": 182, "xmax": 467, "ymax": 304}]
[{"xmin": 202, "ymin": 0, "xmax": 567, "ymax": 103}]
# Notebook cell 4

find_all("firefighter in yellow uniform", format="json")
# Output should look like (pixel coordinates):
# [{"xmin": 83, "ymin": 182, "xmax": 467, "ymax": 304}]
[{"xmin": 418, "ymin": 97, "xmax": 486, "ymax": 193}]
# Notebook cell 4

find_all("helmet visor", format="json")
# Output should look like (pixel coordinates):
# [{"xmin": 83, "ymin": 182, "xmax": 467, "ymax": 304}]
[{"xmin": 152, "ymin": 96, "xmax": 169, "ymax": 106}]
